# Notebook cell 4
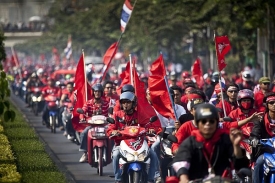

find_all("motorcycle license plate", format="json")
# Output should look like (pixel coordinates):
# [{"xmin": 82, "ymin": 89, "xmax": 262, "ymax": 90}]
[{"xmin": 96, "ymin": 127, "xmax": 105, "ymax": 133}]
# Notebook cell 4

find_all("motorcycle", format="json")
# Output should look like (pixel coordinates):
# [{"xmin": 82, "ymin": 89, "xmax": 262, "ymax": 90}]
[
  {"xmin": 258, "ymin": 137, "xmax": 275, "ymax": 183},
  {"xmin": 107, "ymin": 116, "xmax": 158, "ymax": 183},
  {"xmin": 44, "ymin": 94, "xmax": 59, "ymax": 133},
  {"xmin": 159, "ymin": 130, "xmax": 178, "ymax": 182},
  {"xmin": 77, "ymin": 108, "xmax": 112, "ymax": 176},
  {"xmin": 30, "ymin": 86, "xmax": 43, "ymax": 116}
]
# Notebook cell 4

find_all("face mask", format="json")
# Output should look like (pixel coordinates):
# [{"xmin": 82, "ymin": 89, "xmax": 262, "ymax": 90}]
[{"xmin": 241, "ymin": 102, "xmax": 251, "ymax": 109}]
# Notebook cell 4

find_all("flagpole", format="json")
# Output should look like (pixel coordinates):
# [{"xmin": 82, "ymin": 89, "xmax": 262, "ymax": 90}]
[
  {"xmin": 11, "ymin": 46, "xmax": 22, "ymax": 81},
  {"xmin": 164, "ymin": 76, "xmax": 178, "ymax": 121},
  {"xmin": 82, "ymin": 49, "xmax": 88, "ymax": 102},
  {"xmin": 214, "ymin": 31, "xmax": 227, "ymax": 117},
  {"xmin": 129, "ymin": 54, "xmax": 134, "ymax": 85}
]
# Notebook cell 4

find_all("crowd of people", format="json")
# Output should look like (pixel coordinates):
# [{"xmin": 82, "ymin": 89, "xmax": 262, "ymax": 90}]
[{"xmin": 10, "ymin": 61, "xmax": 275, "ymax": 183}]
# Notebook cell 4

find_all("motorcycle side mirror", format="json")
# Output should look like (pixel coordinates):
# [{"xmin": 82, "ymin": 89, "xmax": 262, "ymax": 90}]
[
  {"xmin": 167, "ymin": 135, "xmax": 178, "ymax": 143},
  {"xmin": 108, "ymin": 107, "xmax": 114, "ymax": 115},
  {"xmin": 149, "ymin": 116, "xmax": 158, "ymax": 123},
  {"xmin": 106, "ymin": 117, "xmax": 115, "ymax": 124},
  {"xmin": 223, "ymin": 117, "xmax": 232, "ymax": 122},
  {"xmin": 76, "ymin": 108, "xmax": 84, "ymax": 114}
]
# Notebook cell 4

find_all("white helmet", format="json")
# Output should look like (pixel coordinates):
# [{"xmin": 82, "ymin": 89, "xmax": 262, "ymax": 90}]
[
  {"xmin": 37, "ymin": 68, "xmax": 44, "ymax": 76},
  {"xmin": 242, "ymin": 71, "xmax": 251, "ymax": 81}
]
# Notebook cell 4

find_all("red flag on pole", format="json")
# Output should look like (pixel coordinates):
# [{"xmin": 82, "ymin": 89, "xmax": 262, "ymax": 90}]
[
  {"xmin": 101, "ymin": 42, "xmax": 118, "ymax": 81},
  {"xmin": 150, "ymin": 54, "xmax": 166, "ymax": 76},
  {"xmin": 116, "ymin": 62, "xmax": 131, "ymax": 94},
  {"xmin": 133, "ymin": 67, "xmax": 160, "ymax": 126},
  {"xmin": 215, "ymin": 36, "xmax": 231, "ymax": 71},
  {"xmin": 148, "ymin": 55, "xmax": 175, "ymax": 120},
  {"xmin": 72, "ymin": 53, "xmax": 93, "ymax": 132},
  {"xmin": 192, "ymin": 57, "xmax": 204, "ymax": 89}
]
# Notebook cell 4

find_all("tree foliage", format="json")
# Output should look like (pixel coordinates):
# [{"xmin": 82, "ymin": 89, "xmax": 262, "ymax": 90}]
[
  {"xmin": 0, "ymin": 31, "xmax": 16, "ymax": 122},
  {"xmin": 14, "ymin": 0, "xmax": 275, "ymax": 70}
]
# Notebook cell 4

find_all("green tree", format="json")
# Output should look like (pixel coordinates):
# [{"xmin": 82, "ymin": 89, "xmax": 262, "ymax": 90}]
[{"xmin": 0, "ymin": 31, "xmax": 16, "ymax": 122}]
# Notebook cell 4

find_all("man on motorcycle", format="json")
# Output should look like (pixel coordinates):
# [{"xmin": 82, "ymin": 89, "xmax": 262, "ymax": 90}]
[
  {"xmin": 107, "ymin": 91, "xmax": 160, "ymax": 183},
  {"xmin": 250, "ymin": 92, "xmax": 275, "ymax": 183},
  {"xmin": 78, "ymin": 83, "xmax": 109, "ymax": 163},
  {"xmin": 103, "ymin": 80, "xmax": 119, "ymax": 108},
  {"xmin": 254, "ymin": 77, "xmax": 271, "ymax": 112},
  {"xmin": 26, "ymin": 72, "xmax": 44, "ymax": 107},
  {"xmin": 41, "ymin": 78, "xmax": 60, "ymax": 127},
  {"xmin": 172, "ymin": 103, "xmax": 249, "ymax": 182}
]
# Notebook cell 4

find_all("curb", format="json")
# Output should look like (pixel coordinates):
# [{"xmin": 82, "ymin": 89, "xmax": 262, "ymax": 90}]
[{"xmin": 10, "ymin": 95, "xmax": 76, "ymax": 183}]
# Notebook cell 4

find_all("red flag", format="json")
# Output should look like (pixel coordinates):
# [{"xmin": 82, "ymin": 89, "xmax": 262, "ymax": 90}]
[
  {"xmin": 102, "ymin": 42, "xmax": 118, "ymax": 81},
  {"xmin": 148, "ymin": 75, "xmax": 175, "ymax": 120},
  {"xmin": 72, "ymin": 53, "xmax": 93, "ymax": 132},
  {"xmin": 215, "ymin": 36, "xmax": 231, "ymax": 71},
  {"xmin": 116, "ymin": 62, "xmax": 131, "ymax": 94},
  {"xmin": 150, "ymin": 54, "xmax": 166, "ymax": 76},
  {"xmin": 133, "ymin": 67, "xmax": 160, "ymax": 126},
  {"xmin": 192, "ymin": 58, "xmax": 204, "ymax": 88}
]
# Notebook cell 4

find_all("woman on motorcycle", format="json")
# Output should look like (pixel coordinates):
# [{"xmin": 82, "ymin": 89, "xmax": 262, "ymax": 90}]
[
  {"xmin": 250, "ymin": 92, "xmax": 275, "ymax": 183},
  {"xmin": 172, "ymin": 103, "xmax": 249, "ymax": 183},
  {"xmin": 107, "ymin": 91, "xmax": 160, "ymax": 183}
]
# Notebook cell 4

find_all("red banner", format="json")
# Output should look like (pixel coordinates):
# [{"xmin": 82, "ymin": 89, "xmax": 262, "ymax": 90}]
[{"xmin": 215, "ymin": 36, "xmax": 231, "ymax": 71}]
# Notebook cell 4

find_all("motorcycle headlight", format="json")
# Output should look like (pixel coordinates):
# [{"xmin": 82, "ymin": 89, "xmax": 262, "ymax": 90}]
[
  {"xmin": 37, "ymin": 96, "xmax": 42, "ymax": 102},
  {"xmin": 32, "ymin": 96, "xmax": 37, "ymax": 102},
  {"xmin": 137, "ymin": 150, "xmax": 147, "ymax": 161},
  {"xmin": 124, "ymin": 151, "xmax": 135, "ymax": 162}
]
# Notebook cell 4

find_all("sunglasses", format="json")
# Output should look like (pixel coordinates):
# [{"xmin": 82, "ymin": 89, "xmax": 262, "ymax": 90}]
[
  {"xmin": 268, "ymin": 101, "xmax": 275, "ymax": 105},
  {"xmin": 105, "ymin": 87, "xmax": 113, "ymax": 89},
  {"xmin": 263, "ymin": 83, "xmax": 270, "ymax": 85},
  {"xmin": 227, "ymin": 90, "xmax": 238, "ymax": 93},
  {"xmin": 200, "ymin": 119, "xmax": 216, "ymax": 125}
]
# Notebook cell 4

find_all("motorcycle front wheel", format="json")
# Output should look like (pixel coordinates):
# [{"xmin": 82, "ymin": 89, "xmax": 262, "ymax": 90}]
[{"xmin": 97, "ymin": 147, "xmax": 103, "ymax": 176}]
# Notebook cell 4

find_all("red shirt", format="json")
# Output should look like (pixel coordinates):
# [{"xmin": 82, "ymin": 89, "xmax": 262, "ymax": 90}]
[
  {"xmin": 80, "ymin": 98, "xmax": 109, "ymax": 119},
  {"xmin": 228, "ymin": 108, "xmax": 257, "ymax": 131},
  {"xmin": 42, "ymin": 86, "xmax": 60, "ymax": 97},
  {"xmin": 254, "ymin": 90, "xmax": 267, "ymax": 112},
  {"xmin": 216, "ymin": 99, "xmax": 238, "ymax": 118}
]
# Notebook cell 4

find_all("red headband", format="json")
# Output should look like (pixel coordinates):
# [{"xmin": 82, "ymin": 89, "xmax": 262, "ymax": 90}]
[
  {"xmin": 266, "ymin": 96, "xmax": 275, "ymax": 102},
  {"xmin": 188, "ymin": 94, "xmax": 202, "ymax": 100}
]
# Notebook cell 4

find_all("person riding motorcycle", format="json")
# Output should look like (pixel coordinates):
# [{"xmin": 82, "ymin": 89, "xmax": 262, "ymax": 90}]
[
  {"xmin": 106, "ymin": 91, "xmax": 160, "ymax": 183},
  {"xmin": 25, "ymin": 72, "xmax": 44, "ymax": 107},
  {"xmin": 172, "ymin": 103, "xmax": 249, "ymax": 182},
  {"xmin": 113, "ymin": 84, "xmax": 135, "ymax": 113},
  {"xmin": 250, "ymin": 92, "xmax": 275, "ymax": 183},
  {"xmin": 41, "ymin": 78, "xmax": 60, "ymax": 127},
  {"xmin": 78, "ymin": 83, "xmax": 109, "ymax": 163}
]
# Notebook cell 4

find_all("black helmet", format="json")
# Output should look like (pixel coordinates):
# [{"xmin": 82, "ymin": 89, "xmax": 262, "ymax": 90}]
[
  {"xmin": 119, "ymin": 91, "xmax": 137, "ymax": 109},
  {"xmin": 121, "ymin": 84, "xmax": 135, "ymax": 93},
  {"xmin": 92, "ymin": 83, "xmax": 104, "ymax": 96},
  {"xmin": 194, "ymin": 103, "xmax": 219, "ymax": 126}
]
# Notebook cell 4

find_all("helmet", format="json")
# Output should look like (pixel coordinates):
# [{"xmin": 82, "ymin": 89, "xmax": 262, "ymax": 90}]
[
  {"xmin": 194, "ymin": 103, "xmax": 219, "ymax": 126},
  {"xmin": 119, "ymin": 91, "xmax": 137, "ymax": 109},
  {"xmin": 182, "ymin": 71, "xmax": 190, "ymax": 78},
  {"xmin": 237, "ymin": 89, "xmax": 254, "ymax": 109},
  {"xmin": 36, "ymin": 68, "xmax": 43, "ymax": 76},
  {"xmin": 211, "ymin": 72, "xmax": 219, "ymax": 84},
  {"xmin": 121, "ymin": 84, "xmax": 135, "ymax": 93},
  {"xmin": 237, "ymin": 89, "xmax": 254, "ymax": 101},
  {"xmin": 242, "ymin": 71, "xmax": 251, "ymax": 81},
  {"xmin": 92, "ymin": 83, "xmax": 104, "ymax": 96}
]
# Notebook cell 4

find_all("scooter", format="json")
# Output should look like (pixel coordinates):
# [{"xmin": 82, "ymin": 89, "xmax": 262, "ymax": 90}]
[
  {"xmin": 107, "ymin": 116, "xmax": 158, "ymax": 183},
  {"xmin": 77, "ymin": 108, "xmax": 112, "ymax": 176},
  {"xmin": 44, "ymin": 94, "xmax": 59, "ymax": 133}
]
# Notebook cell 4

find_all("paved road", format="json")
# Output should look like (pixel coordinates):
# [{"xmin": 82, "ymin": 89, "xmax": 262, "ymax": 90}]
[{"xmin": 11, "ymin": 94, "xmax": 114, "ymax": 183}]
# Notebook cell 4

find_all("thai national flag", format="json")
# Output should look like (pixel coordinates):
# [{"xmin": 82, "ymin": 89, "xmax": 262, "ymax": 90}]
[
  {"xmin": 120, "ymin": 0, "xmax": 133, "ymax": 33},
  {"xmin": 209, "ymin": 77, "xmax": 226, "ymax": 106},
  {"xmin": 64, "ymin": 38, "xmax": 72, "ymax": 60}
]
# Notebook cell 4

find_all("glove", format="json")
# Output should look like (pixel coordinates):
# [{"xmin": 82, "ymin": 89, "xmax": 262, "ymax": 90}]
[{"xmin": 250, "ymin": 138, "xmax": 259, "ymax": 148}]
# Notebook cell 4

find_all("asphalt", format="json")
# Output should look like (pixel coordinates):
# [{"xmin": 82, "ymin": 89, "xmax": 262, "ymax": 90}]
[{"xmin": 11, "ymin": 94, "xmax": 114, "ymax": 183}]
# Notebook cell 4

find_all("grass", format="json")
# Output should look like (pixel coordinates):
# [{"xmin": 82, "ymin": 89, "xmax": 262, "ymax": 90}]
[{"xmin": 0, "ymin": 103, "xmax": 67, "ymax": 183}]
